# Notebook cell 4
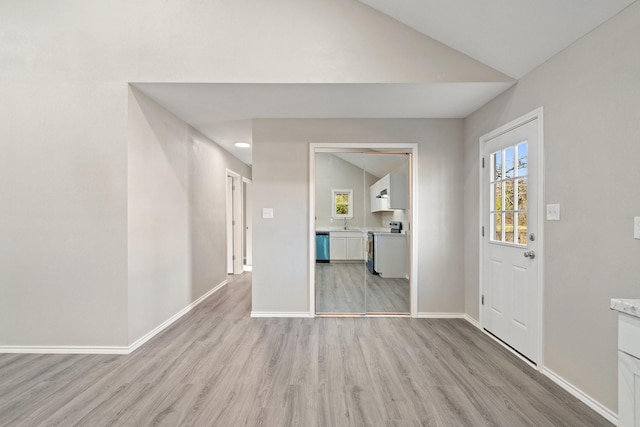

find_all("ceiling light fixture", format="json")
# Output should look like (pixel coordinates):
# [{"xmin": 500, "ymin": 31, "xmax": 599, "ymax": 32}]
[{"xmin": 234, "ymin": 142, "xmax": 251, "ymax": 148}]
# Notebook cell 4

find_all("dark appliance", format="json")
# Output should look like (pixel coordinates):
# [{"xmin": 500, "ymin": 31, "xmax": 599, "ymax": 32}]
[
  {"xmin": 315, "ymin": 231, "xmax": 330, "ymax": 263},
  {"xmin": 366, "ymin": 231, "xmax": 376, "ymax": 274},
  {"xmin": 389, "ymin": 221, "xmax": 402, "ymax": 233}
]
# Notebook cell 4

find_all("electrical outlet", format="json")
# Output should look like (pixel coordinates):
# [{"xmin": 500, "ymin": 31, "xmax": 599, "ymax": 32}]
[
  {"xmin": 262, "ymin": 208, "xmax": 274, "ymax": 219},
  {"xmin": 634, "ymin": 217, "xmax": 640, "ymax": 239}
]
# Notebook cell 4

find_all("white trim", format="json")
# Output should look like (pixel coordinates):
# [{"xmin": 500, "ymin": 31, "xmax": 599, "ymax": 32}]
[
  {"xmin": 0, "ymin": 346, "xmax": 131, "ymax": 355},
  {"xmin": 309, "ymin": 143, "xmax": 418, "ymax": 318},
  {"xmin": 414, "ymin": 312, "xmax": 466, "ymax": 319},
  {"xmin": 0, "ymin": 280, "xmax": 228, "ymax": 355},
  {"xmin": 410, "ymin": 146, "xmax": 419, "ymax": 316},
  {"xmin": 226, "ymin": 169, "xmax": 243, "ymax": 275},
  {"xmin": 541, "ymin": 368, "xmax": 618, "ymax": 425},
  {"xmin": 309, "ymin": 146, "xmax": 317, "ymax": 315},
  {"xmin": 242, "ymin": 176, "xmax": 253, "ymax": 268},
  {"xmin": 250, "ymin": 312, "xmax": 314, "ymax": 318},
  {"xmin": 478, "ymin": 107, "xmax": 545, "ymax": 367},
  {"xmin": 464, "ymin": 314, "xmax": 481, "ymax": 329}
]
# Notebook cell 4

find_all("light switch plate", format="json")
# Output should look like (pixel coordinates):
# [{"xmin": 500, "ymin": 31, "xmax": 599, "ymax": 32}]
[
  {"xmin": 546, "ymin": 204, "xmax": 560, "ymax": 221},
  {"xmin": 262, "ymin": 208, "xmax": 274, "ymax": 219},
  {"xmin": 634, "ymin": 217, "xmax": 640, "ymax": 239}
]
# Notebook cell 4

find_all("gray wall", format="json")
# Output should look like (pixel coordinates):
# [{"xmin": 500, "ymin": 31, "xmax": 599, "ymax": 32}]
[
  {"xmin": 463, "ymin": 1, "xmax": 640, "ymax": 411},
  {"xmin": 0, "ymin": 0, "xmax": 502, "ymax": 348},
  {"xmin": 315, "ymin": 154, "xmax": 382, "ymax": 229},
  {"xmin": 127, "ymin": 87, "xmax": 251, "ymax": 344},
  {"xmin": 252, "ymin": 118, "xmax": 464, "ymax": 315}
]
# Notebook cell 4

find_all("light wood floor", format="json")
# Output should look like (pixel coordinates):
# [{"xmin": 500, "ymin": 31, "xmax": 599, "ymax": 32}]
[
  {"xmin": 316, "ymin": 262, "xmax": 410, "ymax": 314},
  {"xmin": 0, "ymin": 273, "xmax": 610, "ymax": 426}
]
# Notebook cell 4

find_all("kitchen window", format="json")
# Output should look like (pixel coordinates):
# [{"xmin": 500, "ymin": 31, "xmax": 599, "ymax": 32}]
[{"xmin": 332, "ymin": 189, "xmax": 353, "ymax": 218}]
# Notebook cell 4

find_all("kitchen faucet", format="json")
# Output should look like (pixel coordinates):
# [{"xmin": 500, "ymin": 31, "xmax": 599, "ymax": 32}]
[{"xmin": 343, "ymin": 218, "xmax": 349, "ymax": 230}]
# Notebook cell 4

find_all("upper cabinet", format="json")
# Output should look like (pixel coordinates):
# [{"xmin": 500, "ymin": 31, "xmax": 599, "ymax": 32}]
[
  {"xmin": 370, "ymin": 172, "xmax": 408, "ymax": 212},
  {"xmin": 370, "ymin": 180, "xmax": 386, "ymax": 212}
]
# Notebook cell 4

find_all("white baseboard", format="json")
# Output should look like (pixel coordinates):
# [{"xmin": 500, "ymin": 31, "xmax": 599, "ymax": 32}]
[
  {"xmin": 541, "ymin": 367, "xmax": 618, "ymax": 425},
  {"xmin": 251, "ymin": 312, "xmax": 314, "ymax": 318},
  {"xmin": 128, "ymin": 279, "xmax": 227, "ymax": 353},
  {"xmin": 0, "ymin": 345, "xmax": 131, "ymax": 355},
  {"xmin": 413, "ymin": 312, "xmax": 466, "ymax": 319},
  {"xmin": 0, "ymin": 280, "xmax": 228, "ymax": 355}
]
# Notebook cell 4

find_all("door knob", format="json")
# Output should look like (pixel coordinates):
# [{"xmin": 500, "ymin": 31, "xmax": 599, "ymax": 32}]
[{"xmin": 523, "ymin": 250, "xmax": 536, "ymax": 259}]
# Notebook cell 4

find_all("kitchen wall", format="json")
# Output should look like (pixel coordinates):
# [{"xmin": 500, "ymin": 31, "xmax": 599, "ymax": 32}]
[
  {"xmin": 0, "ymin": 0, "xmax": 496, "ymax": 347},
  {"xmin": 252, "ymin": 118, "xmax": 464, "ymax": 315},
  {"xmin": 127, "ymin": 87, "xmax": 251, "ymax": 344},
  {"xmin": 463, "ymin": 1, "xmax": 640, "ymax": 412},
  {"xmin": 315, "ymin": 154, "xmax": 382, "ymax": 229}
]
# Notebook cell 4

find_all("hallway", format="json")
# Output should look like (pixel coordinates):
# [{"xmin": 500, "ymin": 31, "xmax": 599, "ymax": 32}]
[{"xmin": 0, "ymin": 273, "xmax": 609, "ymax": 426}]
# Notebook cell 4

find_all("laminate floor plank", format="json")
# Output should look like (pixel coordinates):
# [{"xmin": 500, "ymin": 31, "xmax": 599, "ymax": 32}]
[
  {"xmin": 316, "ymin": 263, "xmax": 410, "ymax": 314},
  {"xmin": 0, "ymin": 273, "xmax": 611, "ymax": 426},
  {"xmin": 0, "ymin": 355, "xmax": 76, "ymax": 396},
  {"xmin": 0, "ymin": 354, "xmax": 44, "ymax": 376},
  {"xmin": 0, "ymin": 380, "xmax": 69, "ymax": 426}
]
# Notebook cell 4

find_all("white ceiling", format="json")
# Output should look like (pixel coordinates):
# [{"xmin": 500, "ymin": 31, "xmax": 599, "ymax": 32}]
[
  {"xmin": 360, "ymin": 0, "xmax": 636, "ymax": 79},
  {"xmin": 133, "ymin": 0, "xmax": 636, "ymax": 166}
]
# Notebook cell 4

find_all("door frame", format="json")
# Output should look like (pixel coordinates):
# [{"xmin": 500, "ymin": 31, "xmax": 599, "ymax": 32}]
[
  {"xmin": 478, "ymin": 107, "xmax": 545, "ymax": 367},
  {"xmin": 242, "ymin": 177, "xmax": 253, "ymax": 271},
  {"xmin": 226, "ymin": 169, "xmax": 243, "ymax": 275},
  {"xmin": 308, "ymin": 143, "xmax": 419, "ymax": 317}
]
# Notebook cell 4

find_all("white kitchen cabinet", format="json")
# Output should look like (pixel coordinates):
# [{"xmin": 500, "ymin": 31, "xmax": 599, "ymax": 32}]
[
  {"xmin": 370, "ymin": 172, "xmax": 407, "ymax": 212},
  {"xmin": 612, "ymin": 299, "xmax": 640, "ymax": 427},
  {"xmin": 370, "ymin": 182, "xmax": 386, "ymax": 212},
  {"xmin": 346, "ymin": 236, "xmax": 364, "ymax": 260},
  {"xmin": 619, "ymin": 350, "xmax": 640, "ymax": 427},
  {"xmin": 330, "ymin": 237, "xmax": 346, "ymax": 260},
  {"xmin": 374, "ymin": 233, "xmax": 408, "ymax": 278},
  {"xmin": 619, "ymin": 312, "xmax": 640, "ymax": 427},
  {"xmin": 330, "ymin": 231, "xmax": 365, "ymax": 261}
]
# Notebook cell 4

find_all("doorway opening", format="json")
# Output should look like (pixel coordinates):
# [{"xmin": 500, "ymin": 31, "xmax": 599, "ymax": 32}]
[
  {"xmin": 226, "ymin": 169, "xmax": 243, "ymax": 275},
  {"xmin": 242, "ymin": 177, "xmax": 253, "ymax": 271},
  {"xmin": 309, "ymin": 143, "xmax": 418, "ymax": 317}
]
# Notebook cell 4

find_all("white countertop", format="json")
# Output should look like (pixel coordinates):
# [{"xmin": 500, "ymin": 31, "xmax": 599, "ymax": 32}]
[
  {"xmin": 611, "ymin": 299, "xmax": 640, "ymax": 319},
  {"xmin": 316, "ymin": 226, "xmax": 389, "ymax": 233}
]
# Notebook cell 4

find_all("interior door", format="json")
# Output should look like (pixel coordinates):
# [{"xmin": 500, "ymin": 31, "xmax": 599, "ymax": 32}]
[
  {"xmin": 313, "ymin": 150, "xmax": 412, "ymax": 316},
  {"xmin": 364, "ymin": 153, "xmax": 411, "ymax": 315},
  {"xmin": 314, "ymin": 152, "xmax": 366, "ymax": 314},
  {"xmin": 483, "ymin": 118, "xmax": 539, "ymax": 363}
]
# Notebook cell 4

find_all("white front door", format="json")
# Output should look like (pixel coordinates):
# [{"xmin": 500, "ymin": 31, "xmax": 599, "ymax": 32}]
[{"xmin": 482, "ymin": 117, "xmax": 540, "ymax": 363}]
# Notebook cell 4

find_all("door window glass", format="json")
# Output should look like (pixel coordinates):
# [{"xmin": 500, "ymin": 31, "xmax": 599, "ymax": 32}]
[{"xmin": 490, "ymin": 141, "xmax": 528, "ymax": 245}]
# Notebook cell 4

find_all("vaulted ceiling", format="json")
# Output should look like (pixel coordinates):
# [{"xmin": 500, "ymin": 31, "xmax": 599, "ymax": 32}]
[
  {"xmin": 135, "ymin": 0, "xmax": 636, "ymax": 165},
  {"xmin": 359, "ymin": 0, "xmax": 636, "ymax": 79}
]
